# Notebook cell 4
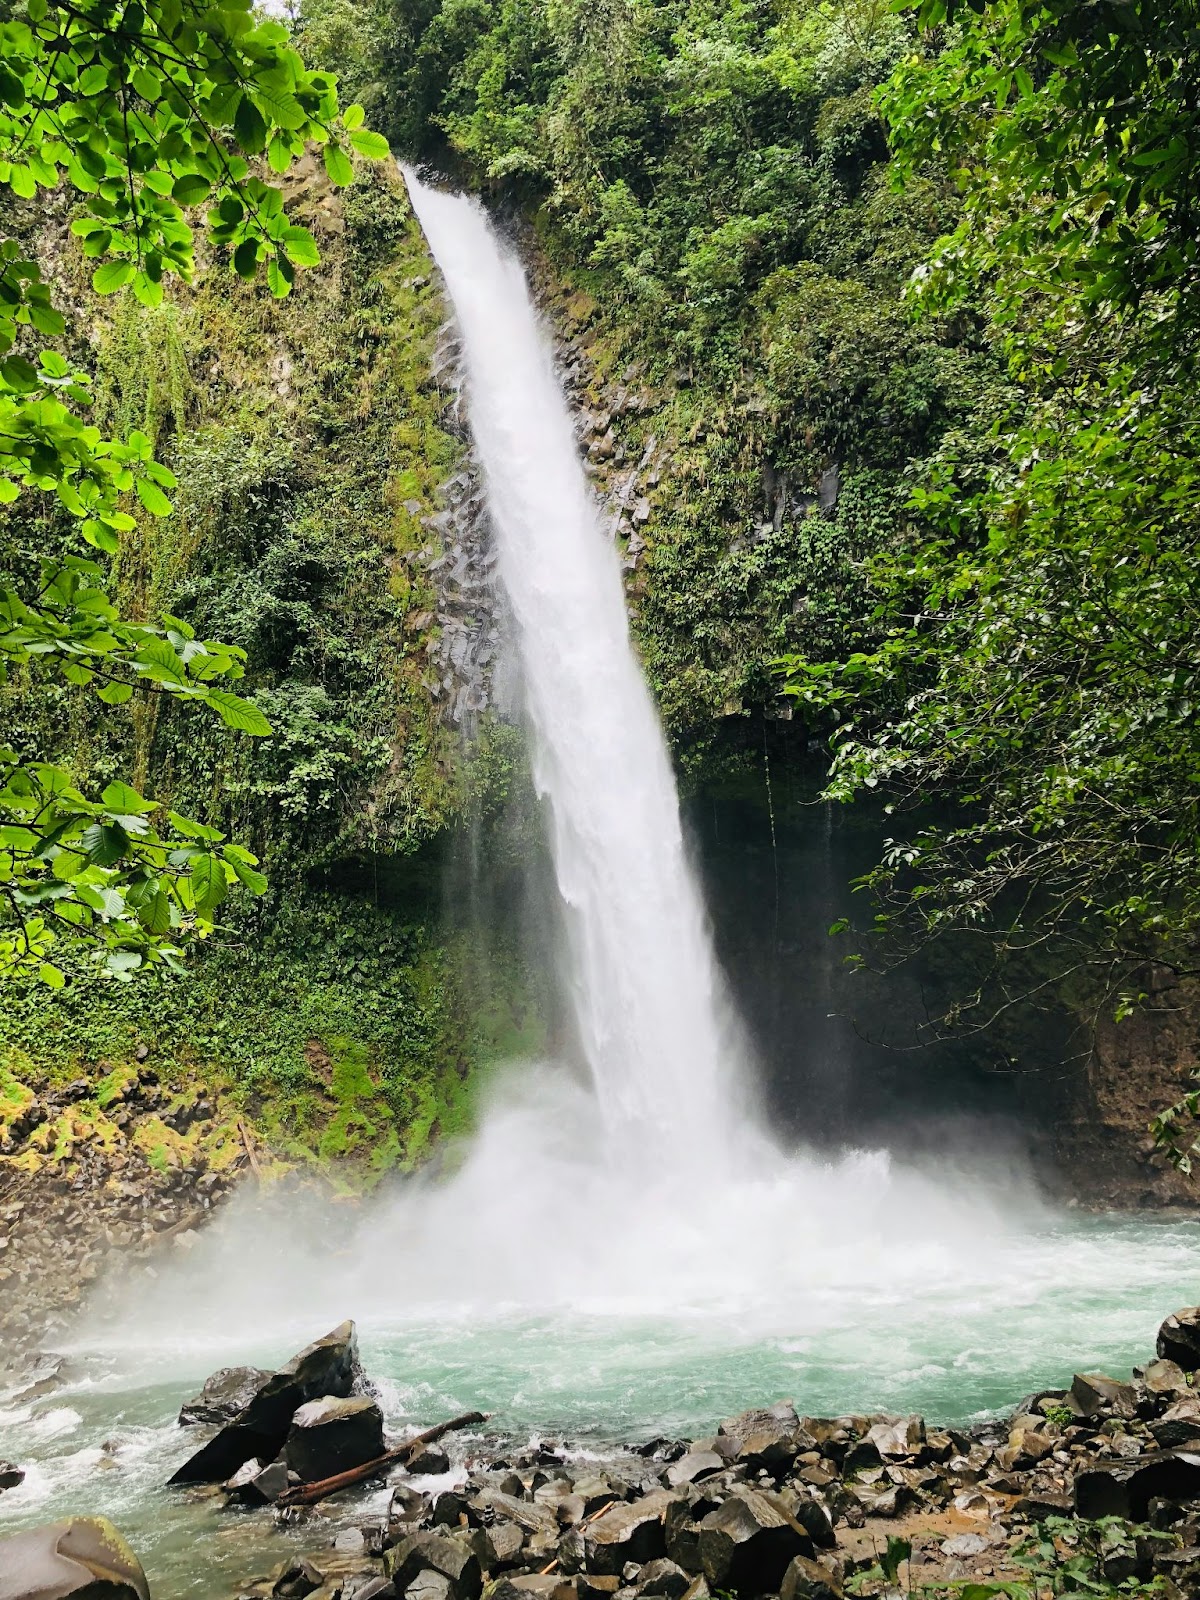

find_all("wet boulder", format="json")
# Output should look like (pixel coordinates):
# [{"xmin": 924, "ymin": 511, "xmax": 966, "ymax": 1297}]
[
  {"xmin": 1074, "ymin": 1449, "xmax": 1200, "ymax": 1521},
  {"xmin": 1158, "ymin": 1310, "xmax": 1200, "ymax": 1372},
  {"xmin": 0, "ymin": 1460, "xmax": 24, "ymax": 1491},
  {"xmin": 224, "ymin": 1455, "xmax": 289, "ymax": 1504},
  {"xmin": 286, "ymin": 1395, "xmax": 385, "ymax": 1482},
  {"xmin": 585, "ymin": 1491, "xmax": 676, "ymax": 1575},
  {"xmin": 169, "ymin": 1320, "xmax": 359, "ymax": 1486},
  {"xmin": 386, "ymin": 1532, "xmax": 483, "ymax": 1600},
  {"xmin": 697, "ymin": 1490, "xmax": 813, "ymax": 1594},
  {"xmin": 179, "ymin": 1365, "xmax": 272, "ymax": 1427},
  {"xmin": 0, "ymin": 1515, "xmax": 150, "ymax": 1600}
]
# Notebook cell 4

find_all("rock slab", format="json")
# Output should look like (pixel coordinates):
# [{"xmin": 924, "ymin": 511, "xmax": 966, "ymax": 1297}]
[{"xmin": 0, "ymin": 1516, "xmax": 150, "ymax": 1600}]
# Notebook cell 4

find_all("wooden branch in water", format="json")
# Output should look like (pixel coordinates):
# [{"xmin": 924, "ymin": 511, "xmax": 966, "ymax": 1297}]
[{"xmin": 274, "ymin": 1410, "xmax": 489, "ymax": 1508}]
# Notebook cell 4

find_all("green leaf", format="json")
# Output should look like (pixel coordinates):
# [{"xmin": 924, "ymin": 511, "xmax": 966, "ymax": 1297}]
[
  {"xmin": 171, "ymin": 172, "xmax": 211, "ymax": 206},
  {"xmin": 38, "ymin": 962, "xmax": 65, "ymax": 988},
  {"xmin": 323, "ymin": 142, "xmax": 354, "ymax": 186},
  {"xmin": 230, "ymin": 858, "xmax": 268, "ymax": 895},
  {"xmin": 135, "ymin": 476, "xmax": 174, "ymax": 516},
  {"xmin": 281, "ymin": 225, "xmax": 319, "ymax": 268},
  {"xmin": 348, "ymin": 128, "xmax": 391, "ymax": 161},
  {"xmin": 233, "ymin": 238, "xmax": 259, "ymax": 278},
  {"xmin": 343, "ymin": 103, "xmax": 365, "ymax": 131},
  {"xmin": 205, "ymin": 689, "xmax": 271, "ymax": 735},
  {"xmin": 92, "ymin": 260, "xmax": 136, "ymax": 295},
  {"xmin": 81, "ymin": 821, "xmax": 130, "ymax": 866},
  {"xmin": 189, "ymin": 852, "xmax": 226, "ymax": 916}
]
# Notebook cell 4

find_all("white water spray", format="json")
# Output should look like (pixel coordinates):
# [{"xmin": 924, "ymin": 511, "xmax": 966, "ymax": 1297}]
[{"xmin": 404, "ymin": 170, "xmax": 740, "ymax": 1152}]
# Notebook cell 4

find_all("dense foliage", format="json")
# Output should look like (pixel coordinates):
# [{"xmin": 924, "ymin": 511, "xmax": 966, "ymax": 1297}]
[
  {"xmin": 782, "ymin": 0, "xmax": 1200, "ymax": 1024},
  {"xmin": 0, "ymin": 0, "xmax": 388, "ymax": 984}
]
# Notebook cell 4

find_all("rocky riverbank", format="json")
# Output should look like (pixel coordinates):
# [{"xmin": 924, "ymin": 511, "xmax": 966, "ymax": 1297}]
[
  {"xmin": 12, "ymin": 1310, "xmax": 1200, "ymax": 1600},
  {"xmin": 0, "ymin": 1059, "xmax": 252, "ymax": 1354}
]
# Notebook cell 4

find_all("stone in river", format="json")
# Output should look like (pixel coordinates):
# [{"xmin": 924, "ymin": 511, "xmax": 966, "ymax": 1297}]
[
  {"xmin": 0, "ymin": 1461, "xmax": 24, "ymax": 1491},
  {"xmin": 169, "ymin": 1320, "xmax": 359, "ymax": 1486},
  {"xmin": 1158, "ymin": 1310, "xmax": 1200, "ymax": 1372},
  {"xmin": 179, "ymin": 1365, "xmax": 273, "ymax": 1426},
  {"xmin": 0, "ymin": 1515, "xmax": 150, "ymax": 1600},
  {"xmin": 224, "ymin": 1455, "xmax": 289, "ymax": 1504},
  {"xmin": 697, "ymin": 1490, "xmax": 813, "ymax": 1593},
  {"xmin": 286, "ymin": 1395, "xmax": 385, "ymax": 1482},
  {"xmin": 409, "ymin": 1447, "xmax": 451, "ymax": 1475}
]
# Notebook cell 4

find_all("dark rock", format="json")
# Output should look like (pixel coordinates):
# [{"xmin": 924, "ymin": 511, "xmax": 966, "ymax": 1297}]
[
  {"xmin": 286, "ymin": 1395, "xmax": 384, "ymax": 1482},
  {"xmin": 1159, "ymin": 1311, "xmax": 1200, "ymax": 1372},
  {"xmin": 586, "ymin": 1493, "xmax": 676, "ymax": 1576},
  {"xmin": 471, "ymin": 1521, "xmax": 526, "ymax": 1570},
  {"xmin": 1142, "ymin": 1359, "xmax": 1190, "ymax": 1399},
  {"xmin": 785, "ymin": 1497, "xmax": 836, "ymax": 1551},
  {"xmin": 719, "ymin": 1404, "xmax": 803, "ymax": 1475},
  {"xmin": 273, "ymin": 1558, "xmax": 326, "ymax": 1598},
  {"xmin": 169, "ymin": 1320, "xmax": 359, "ymax": 1486},
  {"xmin": 0, "ymin": 1460, "xmax": 24, "ymax": 1490},
  {"xmin": 434, "ymin": 1490, "xmax": 471, "ymax": 1528},
  {"xmin": 386, "ymin": 1532, "xmax": 483, "ymax": 1600},
  {"xmin": 637, "ymin": 1560, "xmax": 690, "ymax": 1600},
  {"xmin": 1151, "ymin": 1398, "xmax": 1200, "ymax": 1449},
  {"xmin": 409, "ymin": 1447, "xmax": 452, "ymax": 1475},
  {"xmin": 1071, "ymin": 1374, "xmax": 1137, "ymax": 1420},
  {"xmin": 0, "ymin": 1515, "xmax": 151, "ymax": 1599},
  {"xmin": 697, "ymin": 1490, "xmax": 813, "ymax": 1593},
  {"xmin": 854, "ymin": 1485, "xmax": 916, "ymax": 1519},
  {"xmin": 664, "ymin": 1454, "xmax": 723, "ymax": 1490},
  {"xmin": 224, "ymin": 1456, "xmax": 289, "ymax": 1504},
  {"xmin": 865, "ymin": 1418, "xmax": 925, "ymax": 1460},
  {"xmin": 1005, "ymin": 1487, "xmax": 1065, "ymax": 1532},
  {"xmin": 179, "ymin": 1365, "xmax": 273, "ymax": 1427},
  {"xmin": 1075, "ymin": 1449, "xmax": 1200, "ymax": 1520},
  {"xmin": 780, "ymin": 1556, "xmax": 842, "ymax": 1600}
]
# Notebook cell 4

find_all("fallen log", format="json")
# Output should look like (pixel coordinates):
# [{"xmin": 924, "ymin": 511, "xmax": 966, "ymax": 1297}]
[{"xmin": 274, "ymin": 1410, "xmax": 489, "ymax": 1508}]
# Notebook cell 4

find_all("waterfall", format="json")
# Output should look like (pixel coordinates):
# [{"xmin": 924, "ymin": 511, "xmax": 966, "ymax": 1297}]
[{"xmin": 404, "ymin": 170, "xmax": 744, "ymax": 1154}]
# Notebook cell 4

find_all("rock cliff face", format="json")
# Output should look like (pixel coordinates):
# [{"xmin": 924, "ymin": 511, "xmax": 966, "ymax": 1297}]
[{"xmin": 1049, "ymin": 978, "xmax": 1200, "ymax": 1209}]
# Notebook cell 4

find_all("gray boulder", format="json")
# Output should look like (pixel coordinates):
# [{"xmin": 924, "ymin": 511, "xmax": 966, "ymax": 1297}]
[
  {"xmin": 286, "ymin": 1395, "xmax": 384, "ymax": 1482},
  {"xmin": 780, "ymin": 1556, "xmax": 843, "ymax": 1600},
  {"xmin": 179, "ymin": 1365, "xmax": 272, "ymax": 1426},
  {"xmin": 585, "ymin": 1492, "xmax": 676, "ymax": 1575},
  {"xmin": 1150, "ymin": 1397, "xmax": 1200, "ymax": 1448},
  {"xmin": 637, "ymin": 1559, "xmax": 691, "ymax": 1599},
  {"xmin": 386, "ymin": 1532, "xmax": 482, "ymax": 1600},
  {"xmin": 1158, "ymin": 1310, "xmax": 1200, "ymax": 1372},
  {"xmin": 169, "ymin": 1320, "xmax": 359, "ymax": 1486},
  {"xmin": 1070, "ymin": 1374, "xmax": 1137, "ymax": 1420},
  {"xmin": 665, "ymin": 1453, "xmax": 723, "ymax": 1490},
  {"xmin": 0, "ymin": 1461, "xmax": 24, "ymax": 1491},
  {"xmin": 1074, "ymin": 1449, "xmax": 1200, "ymax": 1520},
  {"xmin": 0, "ymin": 1516, "xmax": 150, "ymax": 1600},
  {"xmin": 718, "ymin": 1404, "xmax": 803, "ymax": 1475},
  {"xmin": 697, "ymin": 1491, "xmax": 813, "ymax": 1593},
  {"xmin": 224, "ymin": 1455, "xmax": 289, "ymax": 1504}
]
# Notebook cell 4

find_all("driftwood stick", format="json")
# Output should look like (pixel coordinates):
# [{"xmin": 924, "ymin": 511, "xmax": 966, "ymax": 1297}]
[
  {"xmin": 275, "ymin": 1410, "xmax": 489, "ymax": 1508},
  {"xmin": 236, "ymin": 1120, "xmax": 261, "ymax": 1180}
]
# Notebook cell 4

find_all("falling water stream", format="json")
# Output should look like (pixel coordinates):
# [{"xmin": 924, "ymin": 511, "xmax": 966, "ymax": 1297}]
[{"xmin": 0, "ymin": 174, "xmax": 1197, "ymax": 1594}]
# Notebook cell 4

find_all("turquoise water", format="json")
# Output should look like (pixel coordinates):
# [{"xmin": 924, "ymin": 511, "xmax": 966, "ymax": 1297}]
[{"xmin": 0, "ymin": 1207, "xmax": 1197, "ymax": 1600}]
